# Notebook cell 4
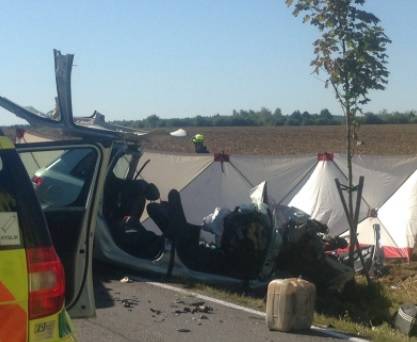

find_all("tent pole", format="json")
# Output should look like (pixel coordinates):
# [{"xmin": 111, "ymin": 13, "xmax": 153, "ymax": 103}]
[
  {"xmin": 353, "ymin": 177, "xmax": 371, "ymax": 283},
  {"xmin": 335, "ymin": 177, "xmax": 371, "ymax": 285}
]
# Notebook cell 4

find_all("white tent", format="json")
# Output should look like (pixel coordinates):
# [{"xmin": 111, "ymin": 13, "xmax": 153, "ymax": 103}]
[
  {"xmin": 139, "ymin": 151, "xmax": 417, "ymax": 259},
  {"xmin": 230, "ymin": 154, "xmax": 317, "ymax": 204},
  {"xmin": 334, "ymin": 154, "xmax": 417, "ymax": 209},
  {"xmin": 139, "ymin": 152, "xmax": 334, "ymax": 234},
  {"xmin": 288, "ymin": 154, "xmax": 370, "ymax": 236},
  {"xmin": 235, "ymin": 153, "xmax": 417, "ymax": 256},
  {"xmin": 140, "ymin": 152, "xmax": 253, "ymax": 234},
  {"xmin": 355, "ymin": 169, "xmax": 417, "ymax": 260}
]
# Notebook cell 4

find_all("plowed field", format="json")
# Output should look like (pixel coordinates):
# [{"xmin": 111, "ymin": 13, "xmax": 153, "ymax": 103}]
[{"xmin": 141, "ymin": 124, "xmax": 417, "ymax": 155}]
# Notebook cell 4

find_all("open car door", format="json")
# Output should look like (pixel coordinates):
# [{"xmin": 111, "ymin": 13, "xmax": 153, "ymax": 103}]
[
  {"xmin": 16, "ymin": 140, "xmax": 109, "ymax": 318},
  {"xmin": 0, "ymin": 49, "xmax": 148, "ymax": 317}
]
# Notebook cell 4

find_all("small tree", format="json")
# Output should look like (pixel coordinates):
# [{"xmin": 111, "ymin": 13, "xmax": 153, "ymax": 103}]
[{"xmin": 285, "ymin": 0, "xmax": 391, "ymax": 265}]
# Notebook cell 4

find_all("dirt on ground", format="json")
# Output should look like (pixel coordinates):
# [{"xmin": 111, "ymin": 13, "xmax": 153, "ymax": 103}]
[{"xmin": 141, "ymin": 125, "xmax": 417, "ymax": 155}]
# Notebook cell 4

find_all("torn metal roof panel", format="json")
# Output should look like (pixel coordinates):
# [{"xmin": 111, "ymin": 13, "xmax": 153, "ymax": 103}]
[{"xmin": 0, "ymin": 49, "xmax": 148, "ymax": 142}]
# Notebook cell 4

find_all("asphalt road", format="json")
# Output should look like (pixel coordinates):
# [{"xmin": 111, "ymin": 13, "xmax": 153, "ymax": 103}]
[{"xmin": 73, "ymin": 268, "xmax": 356, "ymax": 342}]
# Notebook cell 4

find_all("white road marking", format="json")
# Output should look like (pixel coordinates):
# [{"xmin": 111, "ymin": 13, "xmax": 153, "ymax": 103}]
[{"xmin": 131, "ymin": 276, "xmax": 367, "ymax": 342}]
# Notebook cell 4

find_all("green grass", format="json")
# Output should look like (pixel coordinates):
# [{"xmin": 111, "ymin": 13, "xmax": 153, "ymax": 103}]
[{"xmin": 177, "ymin": 267, "xmax": 417, "ymax": 342}]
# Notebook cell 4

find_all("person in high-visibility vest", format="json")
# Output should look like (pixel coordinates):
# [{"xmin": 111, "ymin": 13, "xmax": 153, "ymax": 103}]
[{"xmin": 192, "ymin": 134, "xmax": 209, "ymax": 153}]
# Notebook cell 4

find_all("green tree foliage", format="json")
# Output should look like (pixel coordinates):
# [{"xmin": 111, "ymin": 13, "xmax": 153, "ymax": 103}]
[
  {"xmin": 285, "ymin": 0, "xmax": 391, "ymax": 266},
  {"xmin": 112, "ymin": 109, "xmax": 417, "ymax": 128}
]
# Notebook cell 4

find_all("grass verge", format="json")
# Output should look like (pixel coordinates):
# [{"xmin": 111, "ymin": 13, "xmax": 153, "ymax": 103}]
[{"xmin": 178, "ymin": 262, "xmax": 417, "ymax": 341}]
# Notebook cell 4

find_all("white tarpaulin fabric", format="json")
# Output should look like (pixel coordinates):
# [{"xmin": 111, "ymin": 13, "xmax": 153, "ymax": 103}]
[
  {"xmin": 288, "ymin": 160, "xmax": 370, "ymax": 236},
  {"xmin": 355, "ymin": 217, "xmax": 409, "ymax": 259},
  {"xmin": 175, "ymin": 161, "xmax": 253, "ymax": 224},
  {"xmin": 139, "ymin": 151, "xmax": 212, "ymax": 233},
  {"xmin": 230, "ymin": 155, "xmax": 317, "ymax": 204},
  {"xmin": 169, "ymin": 128, "xmax": 187, "ymax": 137},
  {"xmin": 334, "ymin": 154, "xmax": 417, "ymax": 209},
  {"xmin": 356, "ymin": 169, "xmax": 417, "ymax": 259},
  {"xmin": 140, "ymin": 151, "xmax": 213, "ymax": 202},
  {"xmin": 137, "ymin": 151, "xmax": 417, "ymax": 257},
  {"xmin": 140, "ymin": 153, "xmax": 252, "ymax": 234}
]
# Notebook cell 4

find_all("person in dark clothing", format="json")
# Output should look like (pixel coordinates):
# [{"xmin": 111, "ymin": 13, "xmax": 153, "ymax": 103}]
[
  {"xmin": 104, "ymin": 172, "xmax": 160, "ymax": 223},
  {"xmin": 147, "ymin": 201, "xmax": 171, "ymax": 238},
  {"xmin": 105, "ymin": 173, "xmax": 164, "ymax": 259}
]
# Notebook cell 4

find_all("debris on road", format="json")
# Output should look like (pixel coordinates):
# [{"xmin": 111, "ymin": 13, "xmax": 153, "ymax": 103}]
[
  {"xmin": 150, "ymin": 308, "xmax": 162, "ymax": 315},
  {"xmin": 190, "ymin": 301, "xmax": 213, "ymax": 314},
  {"xmin": 190, "ymin": 300, "xmax": 205, "ymax": 307},
  {"xmin": 170, "ymin": 297, "xmax": 214, "ymax": 316},
  {"xmin": 112, "ymin": 296, "xmax": 140, "ymax": 310},
  {"xmin": 120, "ymin": 276, "xmax": 133, "ymax": 283}
]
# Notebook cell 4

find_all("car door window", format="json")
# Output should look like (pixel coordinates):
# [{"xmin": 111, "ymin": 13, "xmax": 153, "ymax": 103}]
[
  {"xmin": 112, "ymin": 154, "xmax": 132, "ymax": 179},
  {"xmin": 19, "ymin": 148, "xmax": 98, "ymax": 208}
]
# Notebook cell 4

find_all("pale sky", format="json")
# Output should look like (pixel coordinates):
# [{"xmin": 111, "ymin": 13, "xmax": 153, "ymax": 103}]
[{"xmin": 0, "ymin": 0, "xmax": 416, "ymax": 125}]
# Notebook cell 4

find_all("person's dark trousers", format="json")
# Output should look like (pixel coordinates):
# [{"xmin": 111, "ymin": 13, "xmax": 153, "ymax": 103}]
[{"xmin": 147, "ymin": 201, "xmax": 172, "ymax": 238}]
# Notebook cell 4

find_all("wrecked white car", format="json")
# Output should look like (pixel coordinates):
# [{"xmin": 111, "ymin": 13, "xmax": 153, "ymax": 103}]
[{"xmin": 0, "ymin": 51, "xmax": 354, "ymax": 316}]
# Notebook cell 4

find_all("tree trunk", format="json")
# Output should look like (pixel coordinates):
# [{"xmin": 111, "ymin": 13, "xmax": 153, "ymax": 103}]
[{"xmin": 346, "ymin": 107, "xmax": 355, "ymax": 266}]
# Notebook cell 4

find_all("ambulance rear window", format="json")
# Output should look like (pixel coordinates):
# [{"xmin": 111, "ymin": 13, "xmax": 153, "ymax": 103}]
[{"xmin": 0, "ymin": 149, "xmax": 52, "ymax": 249}]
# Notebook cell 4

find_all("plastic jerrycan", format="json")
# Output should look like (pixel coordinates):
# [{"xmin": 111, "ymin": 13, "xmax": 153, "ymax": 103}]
[{"xmin": 266, "ymin": 278, "xmax": 316, "ymax": 332}]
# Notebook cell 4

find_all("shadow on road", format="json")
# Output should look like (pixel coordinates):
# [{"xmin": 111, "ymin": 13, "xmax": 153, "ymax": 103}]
[
  {"xmin": 92, "ymin": 260, "xmax": 165, "ymax": 309},
  {"xmin": 91, "ymin": 261, "xmax": 354, "ymax": 340}
]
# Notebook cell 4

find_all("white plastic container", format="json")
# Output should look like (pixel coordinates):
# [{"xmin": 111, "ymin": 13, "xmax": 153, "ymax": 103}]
[{"xmin": 266, "ymin": 278, "xmax": 316, "ymax": 332}]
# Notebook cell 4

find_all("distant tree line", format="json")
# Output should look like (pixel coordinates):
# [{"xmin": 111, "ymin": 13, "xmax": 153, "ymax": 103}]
[{"xmin": 112, "ymin": 108, "xmax": 417, "ymax": 129}]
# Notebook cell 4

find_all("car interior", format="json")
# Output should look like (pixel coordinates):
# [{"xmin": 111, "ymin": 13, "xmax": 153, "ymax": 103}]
[
  {"xmin": 103, "ymin": 154, "xmax": 165, "ymax": 260},
  {"xmin": 102, "ymin": 153, "xmax": 272, "ymax": 280}
]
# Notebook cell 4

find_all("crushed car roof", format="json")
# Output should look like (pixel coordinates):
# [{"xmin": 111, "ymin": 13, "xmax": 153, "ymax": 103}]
[{"xmin": 0, "ymin": 49, "xmax": 147, "ymax": 142}]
